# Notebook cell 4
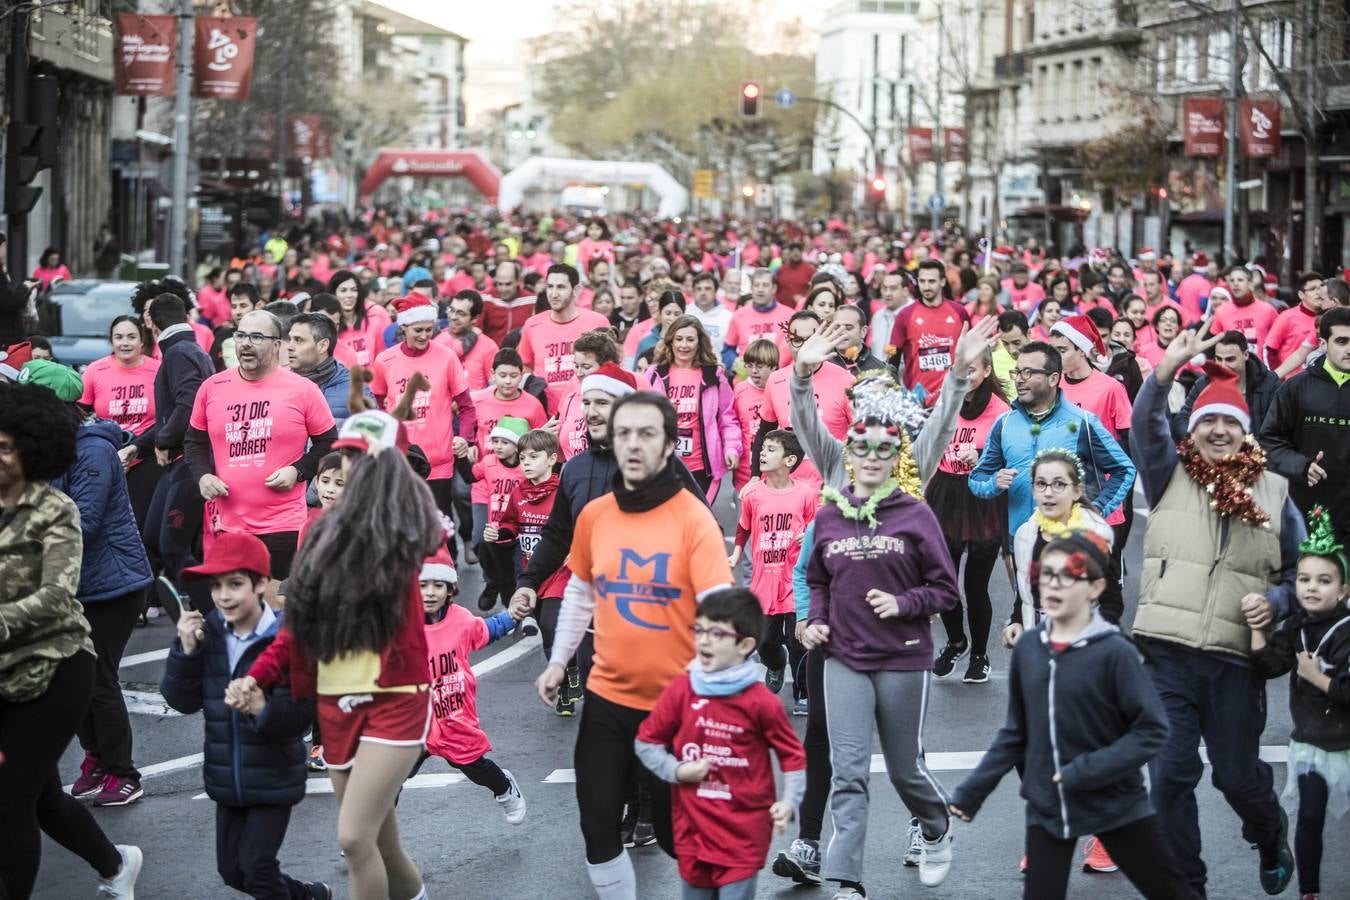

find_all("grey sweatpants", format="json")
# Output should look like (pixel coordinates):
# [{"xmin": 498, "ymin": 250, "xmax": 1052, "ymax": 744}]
[
  {"xmin": 822, "ymin": 658, "xmax": 949, "ymax": 883},
  {"xmin": 679, "ymin": 874, "xmax": 756, "ymax": 899}
]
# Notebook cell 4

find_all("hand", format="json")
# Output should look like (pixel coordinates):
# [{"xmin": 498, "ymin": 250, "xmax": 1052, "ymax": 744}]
[
  {"xmin": 956, "ymin": 445, "xmax": 979, "ymax": 468},
  {"xmin": 794, "ymin": 321, "xmax": 850, "ymax": 375},
  {"xmin": 467, "ymin": 444, "xmax": 479, "ymax": 464},
  {"xmin": 1240, "ymin": 593, "xmax": 1274, "ymax": 630},
  {"xmin": 224, "ymin": 676, "xmax": 258, "ymax": 710},
  {"xmin": 769, "ymin": 800, "xmax": 794, "ymax": 835},
  {"xmin": 154, "ymin": 447, "xmax": 173, "ymax": 466},
  {"xmin": 536, "ymin": 662, "xmax": 565, "ymax": 705},
  {"xmin": 263, "ymin": 465, "xmax": 298, "ymax": 492},
  {"xmin": 453, "ymin": 437, "xmax": 470, "ymax": 458},
  {"xmin": 952, "ymin": 316, "xmax": 1000, "ymax": 374},
  {"xmin": 728, "ymin": 546, "xmax": 742, "ymax": 568},
  {"xmin": 865, "ymin": 589, "xmax": 901, "ymax": 619},
  {"xmin": 508, "ymin": 591, "xmax": 536, "ymax": 620},
  {"xmin": 236, "ymin": 680, "xmax": 266, "ymax": 715},
  {"xmin": 675, "ymin": 759, "xmax": 711, "ymax": 783},
  {"xmin": 484, "ymin": 523, "xmax": 501, "ymax": 543},
  {"xmin": 948, "ymin": 803, "xmax": 972, "ymax": 823},
  {"xmin": 800, "ymin": 622, "xmax": 831, "ymax": 649},
  {"xmin": 1156, "ymin": 320, "xmax": 1221, "ymax": 383},
  {"xmin": 1052, "ymin": 772, "xmax": 1062, "ymax": 784},
  {"xmin": 1307, "ymin": 451, "xmax": 1327, "ymax": 487},
  {"xmin": 1296, "ymin": 650, "xmax": 1328, "ymax": 687},
  {"xmin": 177, "ymin": 610, "xmax": 205, "ymax": 654},
  {"xmin": 995, "ymin": 468, "xmax": 1018, "ymax": 490},
  {"xmin": 794, "ymin": 619, "xmax": 807, "ymax": 642},
  {"xmin": 199, "ymin": 474, "xmax": 229, "ymax": 500},
  {"xmin": 1002, "ymin": 623, "xmax": 1023, "ymax": 648},
  {"xmin": 542, "ymin": 416, "xmax": 560, "ymax": 435},
  {"xmin": 118, "ymin": 444, "xmax": 138, "ymax": 470},
  {"xmin": 724, "ymin": 451, "xmax": 738, "ymax": 470}
]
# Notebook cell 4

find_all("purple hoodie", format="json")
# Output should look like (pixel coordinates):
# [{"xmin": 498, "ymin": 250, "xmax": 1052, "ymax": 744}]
[{"xmin": 805, "ymin": 488, "xmax": 959, "ymax": 672}]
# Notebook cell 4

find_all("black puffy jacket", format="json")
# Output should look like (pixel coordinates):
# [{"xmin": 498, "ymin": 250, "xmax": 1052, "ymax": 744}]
[{"xmin": 160, "ymin": 610, "xmax": 313, "ymax": 807}]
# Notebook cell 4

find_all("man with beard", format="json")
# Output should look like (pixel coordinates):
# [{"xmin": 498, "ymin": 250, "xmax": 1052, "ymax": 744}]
[
  {"xmin": 285, "ymin": 312, "xmax": 353, "ymax": 423},
  {"xmin": 889, "ymin": 259, "xmax": 971, "ymax": 406}
]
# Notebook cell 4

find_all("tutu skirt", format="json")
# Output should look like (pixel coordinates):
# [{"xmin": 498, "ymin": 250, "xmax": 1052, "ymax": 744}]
[
  {"xmin": 1281, "ymin": 740, "xmax": 1350, "ymax": 820},
  {"xmin": 926, "ymin": 469, "xmax": 1007, "ymax": 544}
]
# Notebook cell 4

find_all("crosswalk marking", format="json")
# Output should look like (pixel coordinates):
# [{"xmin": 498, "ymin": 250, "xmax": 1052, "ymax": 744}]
[
  {"xmin": 192, "ymin": 772, "xmax": 467, "ymax": 799},
  {"xmin": 120, "ymin": 648, "xmax": 170, "ymax": 669}
]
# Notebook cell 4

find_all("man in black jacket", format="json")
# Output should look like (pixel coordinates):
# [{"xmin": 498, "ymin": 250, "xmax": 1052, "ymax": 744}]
[
  {"xmin": 1172, "ymin": 330, "xmax": 1279, "ymax": 444},
  {"xmin": 0, "ymin": 233, "xmax": 38, "ymax": 348}
]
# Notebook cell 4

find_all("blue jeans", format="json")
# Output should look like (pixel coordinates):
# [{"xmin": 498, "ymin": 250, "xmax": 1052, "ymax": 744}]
[{"xmin": 1143, "ymin": 640, "xmax": 1282, "ymax": 895}]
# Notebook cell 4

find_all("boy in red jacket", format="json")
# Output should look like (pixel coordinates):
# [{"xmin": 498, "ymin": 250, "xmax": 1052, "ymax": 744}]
[{"xmin": 635, "ymin": 588, "xmax": 806, "ymax": 899}]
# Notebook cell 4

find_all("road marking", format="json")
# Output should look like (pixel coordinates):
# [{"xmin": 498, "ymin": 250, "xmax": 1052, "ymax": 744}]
[
  {"xmin": 124, "ymin": 689, "xmax": 182, "ymax": 717},
  {"xmin": 192, "ymin": 772, "xmax": 467, "ymax": 799},
  {"xmin": 474, "ymin": 634, "xmax": 541, "ymax": 676},
  {"xmin": 120, "ymin": 648, "xmax": 169, "ymax": 669}
]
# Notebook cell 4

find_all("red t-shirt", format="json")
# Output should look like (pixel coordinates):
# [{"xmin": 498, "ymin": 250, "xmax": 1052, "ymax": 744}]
[
  {"xmin": 736, "ymin": 479, "xmax": 818, "ymax": 615},
  {"xmin": 189, "ymin": 367, "xmax": 335, "ymax": 533},
  {"xmin": 497, "ymin": 475, "xmax": 570, "ymax": 598},
  {"xmin": 732, "ymin": 380, "xmax": 766, "ymax": 491},
  {"xmin": 724, "ymin": 302, "xmax": 795, "ymax": 359},
  {"xmin": 437, "ymin": 330, "xmax": 500, "ymax": 393},
  {"xmin": 775, "ymin": 261, "xmax": 816, "ymax": 306},
  {"xmin": 665, "ymin": 366, "xmax": 706, "ymax": 472},
  {"xmin": 938, "ymin": 394, "xmax": 1010, "ymax": 476},
  {"xmin": 79, "ymin": 355, "xmax": 160, "ymax": 436},
  {"xmin": 470, "ymin": 387, "xmax": 547, "ymax": 454},
  {"xmin": 636, "ymin": 675, "xmax": 806, "ymax": 880},
  {"xmin": 518, "ymin": 309, "xmax": 612, "ymax": 410},
  {"xmin": 424, "ymin": 605, "xmax": 492, "ymax": 764},
  {"xmin": 890, "ymin": 299, "xmax": 971, "ymax": 404},
  {"xmin": 369, "ymin": 342, "xmax": 470, "ymax": 479}
]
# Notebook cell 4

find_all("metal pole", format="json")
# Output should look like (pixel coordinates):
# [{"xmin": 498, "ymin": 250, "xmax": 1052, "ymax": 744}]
[
  {"xmin": 932, "ymin": 0, "xmax": 945, "ymax": 232},
  {"xmin": 1222, "ymin": 0, "xmax": 1239, "ymax": 263},
  {"xmin": 6, "ymin": 10, "xmax": 32, "ymax": 276},
  {"xmin": 169, "ymin": 0, "xmax": 194, "ymax": 277}
]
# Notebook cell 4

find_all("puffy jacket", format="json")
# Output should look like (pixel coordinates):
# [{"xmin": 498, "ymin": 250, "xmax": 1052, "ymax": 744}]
[
  {"xmin": 1260, "ymin": 362, "xmax": 1350, "ymax": 547},
  {"xmin": 644, "ymin": 363, "xmax": 742, "ymax": 499},
  {"xmin": 1172, "ymin": 356, "xmax": 1279, "ymax": 444},
  {"xmin": 50, "ymin": 419, "xmax": 153, "ymax": 603},
  {"xmin": 161, "ymin": 610, "xmax": 313, "ymax": 807},
  {"xmin": 1251, "ymin": 605, "xmax": 1350, "ymax": 751},
  {"xmin": 316, "ymin": 359, "xmax": 354, "ymax": 423}
]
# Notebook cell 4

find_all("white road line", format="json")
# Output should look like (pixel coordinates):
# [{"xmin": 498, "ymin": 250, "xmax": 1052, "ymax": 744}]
[
  {"xmin": 120, "ymin": 648, "xmax": 169, "ymax": 669},
  {"xmin": 192, "ymin": 772, "xmax": 467, "ymax": 799},
  {"xmin": 473, "ymin": 634, "xmax": 541, "ymax": 676},
  {"xmin": 123, "ymin": 689, "xmax": 182, "ymax": 717}
]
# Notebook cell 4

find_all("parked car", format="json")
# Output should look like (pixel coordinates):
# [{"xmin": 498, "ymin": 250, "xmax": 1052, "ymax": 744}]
[{"xmin": 40, "ymin": 280, "xmax": 139, "ymax": 371}]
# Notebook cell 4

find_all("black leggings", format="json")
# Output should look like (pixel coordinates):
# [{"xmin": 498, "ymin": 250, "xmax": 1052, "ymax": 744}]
[
  {"xmin": 0, "ymin": 652, "xmax": 121, "ymax": 899},
  {"xmin": 938, "ymin": 536, "xmax": 1001, "ymax": 657},
  {"xmin": 1296, "ymin": 771, "xmax": 1328, "ymax": 895},
  {"xmin": 798, "ymin": 647, "xmax": 831, "ymax": 842},
  {"xmin": 1024, "ymin": 815, "xmax": 1200, "ymax": 900},
  {"xmin": 536, "ymin": 596, "xmax": 594, "ymax": 686},
  {"xmin": 124, "ymin": 456, "xmax": 162, "ymax": 537},
  {"xmin": 575, "ymin": 691, "xmax": 674, "ymax": 863},
  {"xmin": 77, "ymin": 589, "xmax": 147, "ymax": 778},
  {"xmin": 408, "ymin": 750, "xmax": 511, "ymax": 796},
  {"xmin": 759, "ymin": 613, "xmax": 806, "ymax": 702}
]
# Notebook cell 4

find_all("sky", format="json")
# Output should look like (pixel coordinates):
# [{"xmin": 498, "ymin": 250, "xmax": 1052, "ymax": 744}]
[{"xmin": 387, "ymin": 0, "xmax": 826, "ymax": 123}]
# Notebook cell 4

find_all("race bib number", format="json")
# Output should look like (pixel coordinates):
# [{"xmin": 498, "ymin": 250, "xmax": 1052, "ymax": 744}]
[
  {"xmin": 918, "ymin": 346, "xmax": 951, "ymax": 372},
  {"xmin": 519, "ymin": 532, "xmax": 540, "ymax": 557},
  {"xmin": 677, "ymin": 428, "xmax": 694, "ymax": 457}
]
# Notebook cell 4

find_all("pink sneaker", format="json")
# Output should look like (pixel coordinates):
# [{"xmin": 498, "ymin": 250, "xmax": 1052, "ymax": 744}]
[
  {"xmin": 71, "ymin": 753, "xmax": 106, "ymax": 798},
  {"xmin": 92, "ymin": 774, "xmax": 144, "ymax": 807}
]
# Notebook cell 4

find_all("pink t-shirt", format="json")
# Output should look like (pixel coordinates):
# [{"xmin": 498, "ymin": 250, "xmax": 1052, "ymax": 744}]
[
  {"xmin": 1175, "ymin": 274, "xmax": 1214, "ymax": 322},
  {"xmin": 1210, "ymin": 297, "xmax": 1279, "ymax": 358},
  {"xmin": 724, "ymin": 302, "xmax": 795, "ymax": 359},
  {"xmin": 198, "ymin": 284, "xmax": 230, "ymax": 327},
  {"xmin": 424, "ymin": 604, "xmax": 492, "ymax": 764},
  {"xmin": 336, "ymin": 313, "xmax": 388, "ymax": 368},
  {"xmin": 518, "ymin": 309, "xmax": 612, "ymax": 410},
  {"xmin": 557, "ymin": 389, "xmax": 588, "ymax": 460},
  {"xmin": 436, "ymin": 330, "xmax": 500, "ymax": 393},
  {"xmin": 664, "ymin": 366, "xmax": 705, "ymax": 472},
  {"xmin": 369, "ymin": 342, "xmax": 470, "ymax": 479},
  {"xmin": 737, "ymin": 479, "xmax": 818, "ymax": 615},
  {"xmin": 189, "ymin": 367, "xmax": 335, "ymax": 533},
  {"xmin": 1264, "ymin": 304, "xmax": 1318, "ymax": 375},
  {"xmin": 622, "ymin": 318, "xmax": 657, "ymax": 366},
  {"xmin": 760, "ymin": 362, "xmax": 855, "ymax": 492},
  {"xmin": 471, "ymin": 387, "xmax": 547, "ymax": 454},
  {"xmin": 470, "ymin": 451, "xmax": 522, "ymax": 513},
  {"xmin": 732, "ymin": 380, "xmax": 766, "ymax": 491},
  {"xmin": 79, "ymin": 355, "xmax": 160, "ymax": 436},
  {"xmin": 1002, "ymin": 279, "xmax": 1045, "ymax": 313},
  {"xmin": 938, "ymin": 394, "xmax": 1010, "ymax": 476}
]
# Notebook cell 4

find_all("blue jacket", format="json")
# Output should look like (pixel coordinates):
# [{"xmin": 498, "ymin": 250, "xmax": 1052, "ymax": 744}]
[
  {"xmin": 160, "ymin": 610, "xmax": 313, "ymax": 807},
  {"xmin": 51, "ymin": 419, "xmax": 153, "ymax": 603},
  {"xmin": 316, "ymin": 359, "xmax": 354, "ymax": 423},
  {"xmin": 969, "ymin": 392, "xmax": 1136, "ymax": 537}
]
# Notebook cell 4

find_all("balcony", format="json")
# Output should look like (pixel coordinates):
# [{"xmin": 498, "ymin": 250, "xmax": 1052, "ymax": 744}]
[{"xmin": 995, "ymin": 54, "xmax": 1027, "ymax": 80}]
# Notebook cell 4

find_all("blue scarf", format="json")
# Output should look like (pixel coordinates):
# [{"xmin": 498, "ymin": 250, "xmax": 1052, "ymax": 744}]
[{"xmin": 687, "ymin": 658, "xmax": 765, "ymax": 697}]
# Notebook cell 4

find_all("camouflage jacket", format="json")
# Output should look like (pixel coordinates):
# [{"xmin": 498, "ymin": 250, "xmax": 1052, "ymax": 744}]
[{"xmin": 0, "ymin": 481, "xmax": 93, "ymax": 701}]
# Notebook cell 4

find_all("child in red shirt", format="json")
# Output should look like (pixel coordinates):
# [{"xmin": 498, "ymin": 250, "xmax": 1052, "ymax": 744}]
[{"xmin": 636, "ymin": 588, "xmax": 806, "ymax": 899}]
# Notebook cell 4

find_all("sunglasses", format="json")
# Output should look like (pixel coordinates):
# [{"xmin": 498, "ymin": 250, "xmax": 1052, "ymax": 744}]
[{"xmin": 845, "ymin": 439, "xmax": 899, "ymax": 460}]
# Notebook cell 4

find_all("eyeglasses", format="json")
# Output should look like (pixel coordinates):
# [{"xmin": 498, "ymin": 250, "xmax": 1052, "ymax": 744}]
[
  {"xmin": 1012, "ymin": 367, "xmax": 1051, "ymax": 381},
  {"xmin": 845, "ymin": 439, "xmax": 899, "ymax": 460},
  {"xmin": 1038, "ymin": 567, "xmax": 1089, "ymax": 588},
  {"xmin": 1300, "ymin": 283, "xmax": 1325, "ymax": 294},
  {"xmin": 689, "ymin": 625, "xmax": 745, "ymax": 641},
  {"xmin": 1033, "ymin": 479, "xmax": 1074, "ymax": 494},
  {"xmin": 786, "ymin": 334, "xmax": 810, "ymax": 348},
  {"xmin": 235, "ymin": 332, "xmax": 280, "ymax": 345}
]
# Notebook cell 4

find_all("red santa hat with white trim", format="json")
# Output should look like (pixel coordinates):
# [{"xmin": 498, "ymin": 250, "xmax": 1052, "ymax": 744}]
[
  {"xmin": 1050, "ymin": 315, "xmax": 1109, "ymax": 368},
  {"xmin": 0, "ymin": 341, "xmax": 33, "ymax": 381},
  {"xmin": 393, "ymin": 291, "xmax": 437, "ymax": 327},
  {"xmin": 1187, "ymin": 360, "xmax": 1251, "ymax": 434},
  {"xmin": 990, "ymin": 245, "xmax": 1014, "ymax": 263},
  {"xmin": 1137, "ymin": 246, "xmax": 1157, "ymax": 262},
  {"xmin": 419, "ymin": 546, "xmax": 458, "ymax": 585},
  {"xmin": 580, "ymin": 362, "xmax": 637, "ymax": 398}
]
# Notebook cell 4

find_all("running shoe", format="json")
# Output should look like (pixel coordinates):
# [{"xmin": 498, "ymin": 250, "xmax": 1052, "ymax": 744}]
[
  {"xmin": 463, "ymin": 544, "xmax": 479, "ymax": 565},
  {"xmin": 93, "ymin": 775, "xmax": 144, "ymax": 807},
  {"xmin": 932, "ymin": 641, "xmax": 968, "ymax": 678},
  {"xmin": 1258, "ymin": 807, "xmax": 1294, "ymax": 895},
  {"xmin": 963, "ymin": 655, "xmax": 991, "ymax": 684},
  {"xmin": 765, "ymin": 666, "xmax": 786, "ymax": 694},
  {"xmin": 620, "ymin": 807, "xmax": 638, "ymax": 847},
  {"xmin": 630, "ymin": 819, "xmax": 657, "ymax": 847},
  {"xmin": 97, "ymin": 844, "xmax": 142, "ymax": 898},
  {"xmin": 792, "ymin": 698, "xmax": 809, "ymax": 717},
  {"xmin": 1019, "ymin": 854, "xmax": 1028, "ymax": 874},
  {"xmin": 72, "ymin": 752, "xmax": 107, "ymax": 798},
  {"xmin": 555, "ymin": 682, "xmax": 576, "ymax": 717},
  {"xmin": 477, "ymin": 587, "xmax": 497, "ymax": 612},
  {"xmin": 307, "ymin": 745, "xmax": 327, "ymax": 772},
  {"xmin": 830, "ymin": 887, "xmax": 866, "ymax": 899},
  {"xmin": 919, "ymin": 828, "xmax": 954, "ymax": 886},
  {"xmin": 771, "ymin": 838, "xmax": 822, "ymax": 884},
  {"xmin": 902, "ymin": 817, "xmax": 923, "ymax": 866},
  {"xmin": 495, "ymin": 769, "xmax": 527, "ymax": 825},
  {"xmin": 308, "ymin": 883, "xmax": 332, "ymax": 900},
  {"xmin": 1082, "ymin": 835, "xmax": 1118, "ymax": 872}
]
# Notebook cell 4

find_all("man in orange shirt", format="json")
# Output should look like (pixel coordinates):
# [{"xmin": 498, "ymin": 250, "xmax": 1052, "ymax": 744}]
[{"xmin": 535, "ymin": 392, "xmax": 732, "ymax": 900}]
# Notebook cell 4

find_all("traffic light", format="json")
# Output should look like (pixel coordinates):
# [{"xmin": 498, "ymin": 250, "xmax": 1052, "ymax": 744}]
[
  {"xmin": 869, "ymin": 175, "xmax": 887, "ymax": 198},
  {"xmin": 4, "ymin": 74, "xmax": 58, "ymax": 217},
  {"xmin": 739, "ymin": 81, "xmax": 761, "ymax": 118}
]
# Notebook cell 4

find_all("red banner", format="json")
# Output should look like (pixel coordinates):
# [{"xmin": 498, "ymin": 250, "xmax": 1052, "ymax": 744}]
[
  {"xmin": 908, "ymin": 127, "xmax": 934, "ymax": 164},
  {"xmin": 943, "ymin": 127, "xmax": 967, "ymax": 162},
  {"xmin": 1183, "ymin": 98, "xmax": 1225, "ymax": 157},
  {"xmin": 114, "ymin": 14, "xmax": 177, "ymax": 97},
  {"xmin": 1239, "ymin": 99, "xmax": 1281, "ymax": 158},
  {"xmin": 287, "ymin": 115, "xmax": 326, "ymax": 160},
  {"xmin": 193, "ymin": 16, "xmax": 256, "ymax": 100}
]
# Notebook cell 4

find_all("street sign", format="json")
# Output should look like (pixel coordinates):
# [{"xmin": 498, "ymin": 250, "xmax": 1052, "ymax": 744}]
[
  {"xmin": 775, "ymin": 88, "xmax": 796, "ymax": 109},
  {"xmin": 692, "ymin": 169, "xmax": 714, "ymax": 199},
  {"xmin": 1236, "ymin": 177, "xmax": 1263, "ymax": 190},
  {"xmin": 927, "ymin": 192, "xmax": 946, "ymax": 212},
  {"xmin": 755, "ymin": 183, "xmax": 773, "ymax": 208}
]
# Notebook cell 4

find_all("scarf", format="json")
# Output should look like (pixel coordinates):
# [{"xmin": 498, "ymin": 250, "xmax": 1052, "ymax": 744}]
[
  {"xmin": 299, "ymin": 355, "xmax": 338, "ymax": 390},
  {"xmin": 1177, "ymin": 434, "xmax": 1271, "ymax": 528},
  {"xmin": 612, "ymin": 457, "xmax": 683, "ymax": 513},
  {"xmin": 687, "ymin": 658, "xmax": 765, "ymax": 697},
  {"xmin": 1034, "ymin": 502, "xmax": 1088, "ymax": 539}
]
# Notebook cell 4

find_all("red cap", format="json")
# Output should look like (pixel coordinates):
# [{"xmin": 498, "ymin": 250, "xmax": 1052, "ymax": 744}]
[
  {"xmin": 182, "ymin": 531, "xmax": 271, "ymax": 580},
  {"xmin": 1187, "ymin": 361, "xmax": 1251, "ymax": 433},
  {"xmin": 580, "ymin": 362, "xmax": 637, "ymax": 397},
  {"xmin": 0, "ymin": 341, "xmax": 34, "ymax": 380}
]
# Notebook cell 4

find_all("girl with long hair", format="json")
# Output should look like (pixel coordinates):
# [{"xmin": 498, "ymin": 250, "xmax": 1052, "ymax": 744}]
[{"xmin": 329, "ymin": 270, "xmax": 389, "ymax": 367}]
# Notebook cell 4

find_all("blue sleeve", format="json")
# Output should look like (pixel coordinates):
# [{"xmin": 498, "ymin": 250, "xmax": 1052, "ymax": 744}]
[
  {"xmin": 1266, "ymin": 496, "xmax": 1308, "ymax": 620},
  {"xmin": 720, "ymin": 343, "xmax": 740, "ymax": 370},
  {"xmin": 1081, "ymin": 414, "xmax": 1135, "ymax": 518},
  {"xmin": 794, "ymin": 520, "xmax": 816, "ymax": 620},
  {"xmin": 1128, "ymin": 375, "xmax": 1179, "ymax": 508},
  {"xmin": 484, "ymin": 611, "xmax": 516, "ymax": 644},
  {"xmin": 968, "ymin": 416, "xmax": 1006, "ymax": 500}
]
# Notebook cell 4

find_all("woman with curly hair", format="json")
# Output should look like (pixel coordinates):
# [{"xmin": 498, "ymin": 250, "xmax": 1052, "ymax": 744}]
[{"xmin": 0, "ymin": 381, "xmax": 141, "ymax": 899}]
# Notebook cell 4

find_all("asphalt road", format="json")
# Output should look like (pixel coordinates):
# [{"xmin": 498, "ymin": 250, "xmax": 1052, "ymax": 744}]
[{"xmin": 35, "ymin": 491, "xmax": 1344, "ymax": 899}]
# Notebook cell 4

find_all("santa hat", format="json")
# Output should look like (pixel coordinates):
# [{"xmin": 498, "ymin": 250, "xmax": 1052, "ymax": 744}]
[
  {"xmin": 1137, "ymin": 247, "xmax": 1157, "ymax": 262},
  {"xmin": 581, "ymin": 363, "xmax": 637, "ymax": 398},
  {"xmin": 0, "ymin": 342, "xmax": 33, "ymax": 380},
  {"xmin": 1089, "ymin": 247, "xmax": 1110, "ymax": 264},
  {"xmin": 1051, "ymin": 315, "xmax": 1109, "ymax": 367},
  {"xmin": 1187, "ymin": 361, "xmax": 1251, "ymax": 434},
  {"xmin": 489, "ymin": 415, "xmax": 530, "ymax": 445},
  {"xmin": 419, "ymin": 547, "xmax": 458, "ymax": 585},
  {"xmin": 393, "ymin": 291, "xmax": 437, "ymax": 326},
  {"xmin": 1207, "ymin": 286, "xmax": 1233, "ymax": 307},
  {"xmin": 1192, "ymin": 251, "xmax": 1209, "ymax": 267},
  {"xmin": 991, "ymin": 245, "xmax": 1013, "ymax": 263}
]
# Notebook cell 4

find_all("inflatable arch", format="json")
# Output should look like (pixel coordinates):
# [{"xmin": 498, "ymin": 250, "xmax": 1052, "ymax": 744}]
[
  {"xmin": 498, "ymin": 158, "xmax": 689, "ymax": 218},
  {"xmin": 358, "ymin": 149, "xmax": 501, "ymax": 203}
]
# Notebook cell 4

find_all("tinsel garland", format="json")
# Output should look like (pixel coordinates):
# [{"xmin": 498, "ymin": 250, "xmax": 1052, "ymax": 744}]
[
  {"xmin": 1177, "ymin": 434, "xmax": 1271, "ymax": 528},
  {"xmin": 1033, "ymin": 503, "xmax": 1088, "ymax": 540},
  {"xmin": 821, "ymin": 479, "xmax": 900, "ymax": 528}
]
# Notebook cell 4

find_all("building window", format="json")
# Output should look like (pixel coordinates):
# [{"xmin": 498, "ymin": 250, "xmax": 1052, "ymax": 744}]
[
  {"xmin": 1208, "ymin": 30, "xmax": 1231, "ymax": 84},
  {"xmin": 1070, "ymin": 59, "xmax": 1083, "ymax": 118},
  {"xmin": 1176, "ymin": 34, "xmax": 1199, "ymax": 85},
  {"xmin": 1156, "ymin": 37, "xmax": 1171, "ymax": 91}
]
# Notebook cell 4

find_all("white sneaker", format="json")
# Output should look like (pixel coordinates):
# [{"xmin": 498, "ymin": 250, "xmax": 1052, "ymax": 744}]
[
  {"xmin": 495, "ymin": 769, "xmax": 526, "ymax": 825},
  {"xmin": 919, "ymin": 828, "xmax": 953, "ymax": 886},
  {"xmin": 831, "ymin": 888, "xmax": 866, "ymax": 899},
  {"xmin": 97, "ymin": 845, "xmax": 143, "ymax": 898},
  {"xmin": 902, "ymin": 816, "xmax": 923, "ymax": 866}
]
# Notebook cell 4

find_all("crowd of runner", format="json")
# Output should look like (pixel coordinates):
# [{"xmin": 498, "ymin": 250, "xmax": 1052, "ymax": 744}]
[{"xmin": 1, "ymin": 213, "xmax": 1349, "ymax": 900}]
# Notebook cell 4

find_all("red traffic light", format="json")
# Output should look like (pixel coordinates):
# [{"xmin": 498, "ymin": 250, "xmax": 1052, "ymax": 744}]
[
  {"xmin": 742, "ymin": 83, "xmax": 760, "ymax": 99},
  {"xmin": 870, "ymin": 176, "xmax": 887, "ymax": 193},
  {"xmin": 739, "ymin": 81, "xmax": 761, "ymax": 117}
]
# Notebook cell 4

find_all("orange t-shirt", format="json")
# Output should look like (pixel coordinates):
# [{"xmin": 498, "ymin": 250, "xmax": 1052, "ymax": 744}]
[{"xmin": 569, "ymin": 488, "xmax": 733, "ymax": 711}]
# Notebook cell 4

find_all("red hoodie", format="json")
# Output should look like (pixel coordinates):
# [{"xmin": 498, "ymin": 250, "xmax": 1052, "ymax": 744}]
[{"xmin": 496, "ymin": 474, "xmax": 570, "ymax": 598}]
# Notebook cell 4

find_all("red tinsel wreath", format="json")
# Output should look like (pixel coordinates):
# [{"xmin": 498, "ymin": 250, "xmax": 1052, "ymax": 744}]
[{"xmin": 1176, "ymin": 434, "xmax": 1271, "ymax": 528}]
